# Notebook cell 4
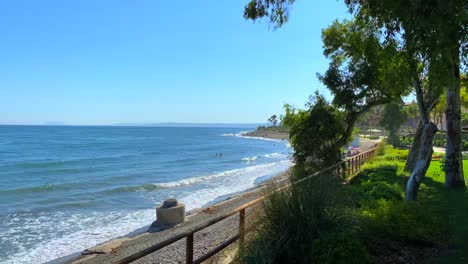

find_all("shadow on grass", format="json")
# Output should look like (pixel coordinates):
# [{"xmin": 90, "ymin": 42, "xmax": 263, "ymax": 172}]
[{"xmin": 418, "ymin": 163, "xmax": 468, "ymax": 264}]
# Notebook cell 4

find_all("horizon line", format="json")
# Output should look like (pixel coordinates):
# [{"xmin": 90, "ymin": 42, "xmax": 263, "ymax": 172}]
[{"xmin": 0, "ymin": 122, "xmax": 267, "ymax": 128}]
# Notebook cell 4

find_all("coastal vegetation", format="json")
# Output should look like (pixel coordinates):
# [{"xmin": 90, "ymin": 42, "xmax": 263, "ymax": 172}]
[
  {"xmin": 239, "ymin": 0, "xmax": 467, "ymax": 262},
  {"xmin": 241, "ymin": 146, "xmax": 468, "ymax": 263}
]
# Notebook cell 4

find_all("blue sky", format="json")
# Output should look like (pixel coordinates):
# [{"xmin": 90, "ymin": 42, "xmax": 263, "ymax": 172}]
[{"xmin": 1, "ymin": 0, "xmax": 350, "ymax": 125}]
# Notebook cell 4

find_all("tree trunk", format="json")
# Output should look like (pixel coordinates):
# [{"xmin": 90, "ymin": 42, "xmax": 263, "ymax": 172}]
[
  {"xmin": 405, "ymin": 95, "xmax": 440, "ymax": 172},
  {"xmin": 445, "ymin": 83, "xmax": 466, "ymax": 189},
  {"xmin": 445, "ymin": 43, "xmax": 465, "ymax": 189},
  {"xmin": 405, "ymin": 120, "xmax": 423, "ymax": 172},
  {"xmin": 406, "ymin": 122, "xmax": 438, "ymax": 200}
]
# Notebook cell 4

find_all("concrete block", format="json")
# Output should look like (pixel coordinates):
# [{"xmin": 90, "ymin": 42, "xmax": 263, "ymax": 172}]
[{"xmin": 156, "ymin": 199, "xmax": 185, "ymax": 226}]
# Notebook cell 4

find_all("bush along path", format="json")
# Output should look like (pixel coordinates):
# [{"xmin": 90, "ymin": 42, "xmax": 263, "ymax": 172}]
[{"xmin": 239, "ymin": 145, "xmax": 468, "ymax": 263}]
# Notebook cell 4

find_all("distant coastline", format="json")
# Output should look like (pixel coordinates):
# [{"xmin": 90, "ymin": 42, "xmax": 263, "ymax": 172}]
[{"xmin": 242, "ymin": 128, "xmax": 289, "ymax": 140}]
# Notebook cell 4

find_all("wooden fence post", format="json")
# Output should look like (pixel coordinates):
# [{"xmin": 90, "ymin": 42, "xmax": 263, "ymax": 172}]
[
  {"xmin": 239, "ymin": 209, "xmax": 245, "ymax": 249},
  {"xmin": 186, "ymin": 233, "xmax": 194, "ymax": 264}
]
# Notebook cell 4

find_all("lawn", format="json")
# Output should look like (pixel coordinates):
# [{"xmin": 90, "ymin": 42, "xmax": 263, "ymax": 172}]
[
  {"xmin": 358, "ymin": 146, "xmax": 468, "ymax": 263},
  {"xmin": 420, "ymin": 160, "xmax": 468, "ymax": 263}
]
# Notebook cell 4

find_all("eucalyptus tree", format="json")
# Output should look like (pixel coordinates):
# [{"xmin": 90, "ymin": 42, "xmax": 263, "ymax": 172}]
[
  {"xmin": 244, "ymin": 1, "xmax": 411, "ymax": 152},
  {"xmin": 344, "ymin": 0, "xmax": 467, "ymax": 190},
  {"xmin": 319, "ymin": 19, "xmax": 412, "ymax": 146},
  {"xmin": 244, "ymin": 0, "xmax": 467, "ymax": 197}
]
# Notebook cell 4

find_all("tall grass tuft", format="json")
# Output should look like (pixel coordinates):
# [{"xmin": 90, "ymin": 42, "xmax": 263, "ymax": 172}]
[{"xmin": 240, "ymin": 167, "xmax": 370, "ymax": 264}]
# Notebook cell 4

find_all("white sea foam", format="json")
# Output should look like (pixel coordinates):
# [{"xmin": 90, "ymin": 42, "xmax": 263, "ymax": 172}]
[
  {"xmin": 153, "ymin": 162, "xmax": 283, "ymax": 188},
  {"xmin": 264, "ymin": 152, "xmax": 281, "ymax": 158},
  {"xmin": 1, "ymin": 160, "xmax": 293, "ymax": 264},
  {"xmin": 179, "ymin": 160, "xmax": 293, "ymax": 210},
  {"xmin": 242, "ymin": 156, "xmax": 258, "ymax": 162},
  {"xmin": 220, "ymin": 131, "xmax": 282, "ymax": 142},
  {"xmin": 242, "ymin": 152, "xmax": 284, "ymax": 162},
  {"xmin": 1, "ymin": 209, "xmax": 155, "ymax": 264},
  {"xmin": 220, "ymin": 133, "xmax": 236, "ymax": 136}
]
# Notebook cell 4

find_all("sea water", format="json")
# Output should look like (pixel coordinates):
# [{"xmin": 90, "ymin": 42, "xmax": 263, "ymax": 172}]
[{"xmin": 0, "ymin": 126, "xmax": 291, "ymax": 263}]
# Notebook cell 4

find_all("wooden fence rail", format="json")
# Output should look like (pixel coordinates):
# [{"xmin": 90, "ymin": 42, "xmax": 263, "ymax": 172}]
[{"xmin": 116, "ymin": 148, "xmax": 376, "ymax": 264}]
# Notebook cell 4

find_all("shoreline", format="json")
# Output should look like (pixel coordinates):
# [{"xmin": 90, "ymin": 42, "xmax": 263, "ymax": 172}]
[
  {"xmin": 67, "ymin": 168, "xmax": 290, "ymax": 264},
  {"xmin": 241, "ymin": 129, "xmax": 289, "ymax": 141},
  {"xmin": 63, "ymin": 131, "xmax": 379, "ymax": 264},
  {"xmin": 55, "ymin": 131, "xmax": 379, "ymax": 264},
  {"xmin": 63, "ymin": 130, "xmax": 291, "ymax": 263}
]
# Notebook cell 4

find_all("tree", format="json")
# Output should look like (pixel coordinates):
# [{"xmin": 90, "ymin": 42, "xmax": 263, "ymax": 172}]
[
  {"xmin": 431, "ymin": 93, "xmax": 446, "ymax": 129},
  {"xmin": 319, "ymin": 19, "xmax": 411, "ymax": 147},
  {"xmin": 243, "ymin": 0, "xmax": 465, "ymax": 197},
  {"xmin": 282, "ymin": 92, "xmax": 350, "ymax": 171},
  {"xmin": 244, "ymin": 0, "xmax": 295, "ymax": 29},
  {"xmin": 404, "ymin": 102, "xmax": 418, "ymax": 128},
  {"xmin": 268, "ymin": 114, "xmax": 278, "ymax": 126},
  {"xmin": 245, "ymin": 3, "xmax": 411, "ymax": 163},
  {"xmin": 344, "ymin": 0, "xmax": 467, "ymax": 191},
  {"xmin": 380, "ymin": 102, "xmax": 407, "ymax": 147}
]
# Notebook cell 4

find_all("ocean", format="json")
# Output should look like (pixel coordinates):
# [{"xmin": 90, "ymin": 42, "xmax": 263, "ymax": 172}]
[{"xmin": 0, "ymin": 125, "xmax": 292, "ymax": 264}]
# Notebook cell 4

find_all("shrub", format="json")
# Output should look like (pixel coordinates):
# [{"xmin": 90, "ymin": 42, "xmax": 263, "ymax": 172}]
[
  {"xmin": 240, "ymin": 171, "xmax": 352, "ymax": 263},
  {"xmin": 360, "ymin": 200, "xmax": 447, "ymax": 245},
  {"xmin": 366, "ymin": 181, "xmax": 403, "ymax": 201},
  {"xmin": 375, "ymin": 141, "xmax": 386, "ymax": 156},
  {"xmin": 310, "ymin": 230, "xmax": 372, "ymax": 264}
]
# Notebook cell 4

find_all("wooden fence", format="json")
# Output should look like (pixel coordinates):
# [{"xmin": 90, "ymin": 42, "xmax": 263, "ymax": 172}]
[{"xmin": 115, "ymin": 148, "xmax": 376, "ymax": 264}]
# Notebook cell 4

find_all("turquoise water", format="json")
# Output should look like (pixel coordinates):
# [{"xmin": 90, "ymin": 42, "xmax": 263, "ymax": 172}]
[{"xmin": 0, "ymin": 126, "xmax": 291, "ymax": 263}]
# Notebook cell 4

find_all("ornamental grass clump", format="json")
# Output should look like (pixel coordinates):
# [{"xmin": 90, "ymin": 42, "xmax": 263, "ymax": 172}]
[{"xmin": 240, "ymin": 168, "xmax": 370, "ymax": 264}]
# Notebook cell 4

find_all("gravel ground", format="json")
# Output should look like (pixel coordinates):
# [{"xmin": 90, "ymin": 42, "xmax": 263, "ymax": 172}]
[
  {"xmin": 133, "ymin": 206, "xmax": 260, "ymax": 264},
  {"xmin": 71, "ymin": 181, "xmax": 272, "ymax": 264}
]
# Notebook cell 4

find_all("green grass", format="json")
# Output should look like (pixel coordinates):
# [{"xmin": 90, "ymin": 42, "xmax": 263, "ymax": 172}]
[
  {"xmin": 240, "ymin": 146, "xmax": 468, "ymax": 263},
  {"xmin": 359, "ymin": 146, "xmax": 468, "ymax": 263},
  {"xmin": 420, "ymin": 160, "xmax": 468, "ymax": 263}
]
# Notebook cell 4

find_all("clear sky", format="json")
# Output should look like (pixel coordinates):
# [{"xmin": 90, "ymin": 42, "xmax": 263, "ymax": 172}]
[{"xmin": 1, "ymin": 0, "xmax": 350, "ymax": 125}]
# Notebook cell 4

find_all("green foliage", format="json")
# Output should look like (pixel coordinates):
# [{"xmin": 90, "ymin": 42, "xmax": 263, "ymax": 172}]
[
  {"xmin": 351, "ymin": 151, "xmax": 448, "ymax": 246},
  {"xmin": 240, "ymin": 147, "xmax": 459, "ymax": 262},
  {"xmin": 380, "ymin": 102, "xmax": 407, "ymax": 147},
  {"xmin": 267, "ymin": 114, "xmax": 278, "ymax": 126},
  {"xmin": 404, "ymin": 103, "xmax": 418, "ymax": 120},
  {"xmin": 402, "ymin": 132, "xmax": 468, "ymax": 151},
  {"xmin": 243, "ymin": 0, "xmax": 295, "ymax": 29},
  {"xmin": 310, "ymin": 231, "xmax": 372, "ymax": 264},
  {"xmin": 320, "ymin": 19, "xmax": 411, "ymax": 117},
  {"xmin": 384, "ymin": 146, "xmax": 409, "ymax": 160},
  {"xmin": 361, "ymin": 200, "xmax": 447, "ymax": 244},
  {"xmin": 284, "ymin": 93, "xmax": 350, "ymax": 171},
  {"xmin": 240, "ymin": 170, "xmax": 351, "ymax": 263},
  {"xmin": 375, "ymin": 141, "xmax": 386, "ymax": 156},
  {"xmin": 344, "ymin": 0, "xmax": 467, "ymax": 89}
]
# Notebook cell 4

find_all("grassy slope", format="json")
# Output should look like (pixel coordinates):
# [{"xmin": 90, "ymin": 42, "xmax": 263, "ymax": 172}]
[
  {"xmin": 240, "ymin": 146, "xmax": 468, "ymax": 263},
  {"xmin": 422, "ymin": 161, "xmax": 468, "ymax": 263},
  {"xmin": 348, "ymin": 146, "xmax": 468, "ymax": 263}
]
